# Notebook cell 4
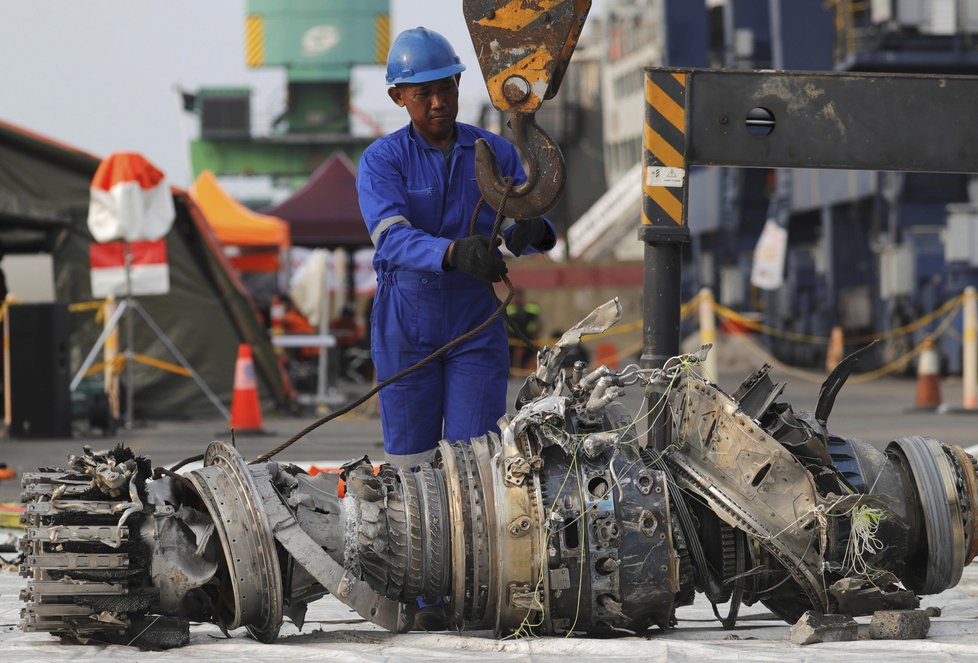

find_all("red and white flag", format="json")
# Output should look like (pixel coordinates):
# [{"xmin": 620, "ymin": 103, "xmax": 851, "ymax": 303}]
[
  {"xmin": 90, "ymin": 240, "xmax": 170, "ymax": 298},
  {"xmin": 87, "ymin": 152, "xmax": 175, "ymax": 243}
]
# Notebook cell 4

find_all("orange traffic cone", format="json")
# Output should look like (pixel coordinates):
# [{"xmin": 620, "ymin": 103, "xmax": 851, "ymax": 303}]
[
  {"xmin": 595, "ymin": 342, "xmax": 619, "ymax": 370},
  {"xmin": 825, "ymin": 326, "xmax": 844, "ymax": 372},
  {"xmin": 229, "ymin": 344, "xmax": 266, "ymax": 434},
  {"xmin": 914, "ymin": 339, "xmax": 942, "ymax": 411}
]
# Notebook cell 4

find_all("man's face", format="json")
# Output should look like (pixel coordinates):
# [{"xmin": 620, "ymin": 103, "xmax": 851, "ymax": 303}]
[{"xmin": 388, "ymin": 76, "xmax": 459, "ymax": 147}]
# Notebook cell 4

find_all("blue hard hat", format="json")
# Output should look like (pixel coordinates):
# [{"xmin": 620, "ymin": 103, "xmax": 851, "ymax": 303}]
[{"xmin": 385, "ymin": 27, "xmax": 466, "ymax": 86}]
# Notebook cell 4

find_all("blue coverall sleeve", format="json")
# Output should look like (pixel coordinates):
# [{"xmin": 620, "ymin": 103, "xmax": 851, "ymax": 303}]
[
  {"xmin": 357, "ymin": 144, "xmax": 453, "ymax": 272},
  {"xmin": 493, "ymin": 138, "xmax": 557, "ymax": 255}
]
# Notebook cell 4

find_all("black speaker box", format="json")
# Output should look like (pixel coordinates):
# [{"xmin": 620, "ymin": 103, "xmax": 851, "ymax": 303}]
[{"xmin": 7, "ymin": 303, "xmax": 72, "ymax": 438}]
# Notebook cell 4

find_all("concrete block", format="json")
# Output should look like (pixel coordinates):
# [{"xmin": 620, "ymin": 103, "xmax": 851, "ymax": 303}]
[
  {"xmin": 789, "ymin": 610, "xmax": 858, "ymax": 645},
  {"xmin": 869, "ymin": 609, "xmax": 931, "ymax": 640}
]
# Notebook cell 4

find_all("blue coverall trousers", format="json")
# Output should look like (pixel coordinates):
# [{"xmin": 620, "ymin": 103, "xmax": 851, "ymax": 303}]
[{"xmin": 372, "ymin": 268, "xmax": 509, "ymax": 467}]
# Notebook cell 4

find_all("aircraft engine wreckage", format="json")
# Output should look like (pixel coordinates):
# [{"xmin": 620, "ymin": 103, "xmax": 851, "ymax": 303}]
[{"xmin": 17, "ymin": 300, "xmax": 978, "ymax": 647}]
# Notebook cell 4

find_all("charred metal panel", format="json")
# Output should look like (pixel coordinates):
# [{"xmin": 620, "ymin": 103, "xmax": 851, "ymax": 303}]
[{"xmin": 680, "ymin": 69, "xmax": 978, "ymax": 174}]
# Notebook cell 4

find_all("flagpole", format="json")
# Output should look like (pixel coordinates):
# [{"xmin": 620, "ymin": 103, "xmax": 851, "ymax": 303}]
[{"xmin": 123, "ymin": 240, "xmax": 135, "ymax": 430}]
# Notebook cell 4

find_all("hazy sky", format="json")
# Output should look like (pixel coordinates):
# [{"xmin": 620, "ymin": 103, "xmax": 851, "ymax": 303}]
[{"xmin": 0, "ymin": 1, "xmax": 607, "ymax": 188}]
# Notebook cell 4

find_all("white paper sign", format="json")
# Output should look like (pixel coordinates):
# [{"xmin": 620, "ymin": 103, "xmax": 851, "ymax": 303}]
[
  {"xmin": 750, "ymin": 218, "xmax": 788, "ymax": 290},
  {"xmin": 645, "ymin": 166, "xmax": 685, "ymax": 188}
]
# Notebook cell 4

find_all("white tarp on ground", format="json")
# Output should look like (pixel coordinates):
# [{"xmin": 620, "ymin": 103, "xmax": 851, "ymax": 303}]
[{"xmin": 4, "ymin": 561, "xmax": 978, "ymax": 662}]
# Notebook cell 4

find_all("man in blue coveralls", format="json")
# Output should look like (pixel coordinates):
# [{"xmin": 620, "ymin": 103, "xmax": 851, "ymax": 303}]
[{"xmin": 357, "ymin": 27, "xmax": 556, "ymax": 468}]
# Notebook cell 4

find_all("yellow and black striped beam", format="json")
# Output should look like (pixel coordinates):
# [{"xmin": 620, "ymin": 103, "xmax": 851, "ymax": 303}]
[
  {"xmin": 643, "ymin": 69, "xmax": 688, "ymax": 231},
  {"xmin": 245, "ymin": 15, "xmax": 264, "ymax": 69},
  {"xmin": 375, "ymin": 14, "xmax": 391, "ymax": 65}
]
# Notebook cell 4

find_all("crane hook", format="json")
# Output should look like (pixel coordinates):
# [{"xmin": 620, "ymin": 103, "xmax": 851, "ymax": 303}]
[{"xmin": 474, "ymin": 112, "xmax": 566, "ymax": 220}]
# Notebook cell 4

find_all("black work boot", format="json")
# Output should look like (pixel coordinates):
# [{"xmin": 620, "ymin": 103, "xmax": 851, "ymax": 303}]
[{"xmin": 411, "ymin": 601, "xmax": 449, "ymax": 631}]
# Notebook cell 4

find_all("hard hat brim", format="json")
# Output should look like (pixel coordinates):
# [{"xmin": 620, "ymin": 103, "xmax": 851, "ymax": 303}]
[{"xmin": 387, "ymin": 63, "xmax": 466, "ymax": 86}]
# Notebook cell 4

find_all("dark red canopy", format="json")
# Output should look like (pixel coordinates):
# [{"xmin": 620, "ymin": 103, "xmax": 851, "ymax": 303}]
[{"xmin": 264, "ymin": 152, "xmax": 370, "ymax": 248}]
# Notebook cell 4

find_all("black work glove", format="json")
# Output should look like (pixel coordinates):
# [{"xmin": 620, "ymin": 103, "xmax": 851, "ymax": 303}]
[
  {"xmin": 508, "ymin": 217, "xmax": 555, "ymax": 257},
  {"xmin": 446, "ymin": 235, "xmax": 508, "ymax": 282}
]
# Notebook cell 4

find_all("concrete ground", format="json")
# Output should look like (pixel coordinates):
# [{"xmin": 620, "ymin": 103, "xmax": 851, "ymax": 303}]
[
  {"xmin": 2, "ymin": 563, "xmax": 978, "ymax": 662},
  {"xmin": 3, "ymin": 363, "xmax": 978, "ymax": 659}
]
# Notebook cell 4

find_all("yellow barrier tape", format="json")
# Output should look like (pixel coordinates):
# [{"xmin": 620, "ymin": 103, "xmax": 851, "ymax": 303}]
[
  {"xmin": 69, "ymin": 299, "xmax": 111, "ymax": 324},
  {"xmin": 133, "ymin": 354, "xmax": 192, "ymax": 377},
  {"xmin": 945, "ymin": 324, "xmax": 964, "ymax": 344},
  {"xmin": 68, "ymin": 300, "xmax": 104, "ymax": 314},
  {"xmin": 84, "ymin": 354, "xmax": 191, "ymax": 379},
  {"xmin": 84, "ymin": 356, "xmax": 125, "ymax": 378},
  {"xmin": 680, "ymin": 290, "xmax": 705, "ymax": 319},
  {"xmin": 2, "ymin": 299, "xmax": 106, "ymax": 316},
  {"xmin": 504, "ymin": 290, "xmax": 965, "ymax": 374},
  {"xmin": 711, "ymin": 294, "xmax": 964, "ymax": 346},
  {"xmin": 847, "ymin": 294, "xmax": 964, "ymax": 344},
  {"xmin": 726, "ymin": 299, "xmax": 962, "ymax": 385},
  {"xmin": 712, "ymin": 302, "xmax": 829, "ymax": 345}
]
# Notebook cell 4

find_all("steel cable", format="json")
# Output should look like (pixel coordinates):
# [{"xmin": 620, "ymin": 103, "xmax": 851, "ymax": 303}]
[{"xmin": 246, "ymin": 179, "xmax": 519, "ymax": 465}]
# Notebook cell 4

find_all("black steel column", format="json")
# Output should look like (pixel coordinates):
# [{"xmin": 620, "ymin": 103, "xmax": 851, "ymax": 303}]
[
  {"xmin": 641, "ymin": 69, "xmax": 691, "ymax": 452},
  {"xmin": 641, "ymin": 237, "xmax": 685, "ymax": 367}
]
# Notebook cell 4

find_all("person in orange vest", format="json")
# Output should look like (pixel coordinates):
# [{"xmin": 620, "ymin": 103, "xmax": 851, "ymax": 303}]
[{"xmin": 282, "ymin": 298, "xmax": 319, "ymax": 359}]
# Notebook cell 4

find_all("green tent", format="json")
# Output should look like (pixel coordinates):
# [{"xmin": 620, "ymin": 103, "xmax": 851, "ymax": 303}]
[{"xmin": 0, "ymin": 118, "xmax": 295, "ymax": 418}]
